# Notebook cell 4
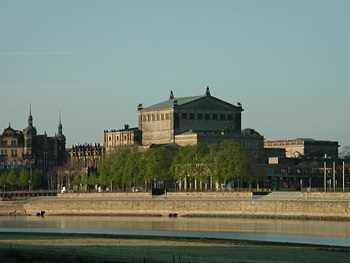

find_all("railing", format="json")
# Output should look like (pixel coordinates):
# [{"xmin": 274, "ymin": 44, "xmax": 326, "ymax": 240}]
[
  {"xmin": 301, "ymin": 187, "xmax": 350, "ymax": 192},
  {"xmin": 0, "ymin": 190, "xmax": 58, "ymax": 199}
]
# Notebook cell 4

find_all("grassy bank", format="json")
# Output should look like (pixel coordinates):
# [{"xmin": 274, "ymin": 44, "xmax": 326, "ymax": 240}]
[{"xmin": 0, "ymin": 233, "xmax": 349, "ymax": 263}]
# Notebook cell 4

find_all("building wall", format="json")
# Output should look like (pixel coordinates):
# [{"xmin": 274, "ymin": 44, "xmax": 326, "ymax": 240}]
[
  {"xmin": 104, "ymin": 128, "xmax": 142, "ymax": 151},
  {"xmin": 138, "ymin": 96, "xmax": 243, "ymax": 146},
  {"xmin": 264, "ymin": 139, "xmax": 339, "ymax": 158},
  {"xmin": 138, "ymin": 108, "xmax": 175, "ymax": 145},
  {"xmin": 175, "ymin": 98, "xmax": 242, "ymax": 134},
  {"xmin": 70, "ymin": 144, "xmax": 103, "ymax": 169}
]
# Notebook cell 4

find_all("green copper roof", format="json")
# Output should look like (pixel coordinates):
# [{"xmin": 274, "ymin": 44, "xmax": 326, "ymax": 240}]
[{"xmin": 144, "ymin": 95, "xmax": 207, "ymax": 110}]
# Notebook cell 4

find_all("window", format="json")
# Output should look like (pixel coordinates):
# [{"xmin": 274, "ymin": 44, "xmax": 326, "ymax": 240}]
[
  {"xmin": 166, "ymin": 113, "xmax": 169, "ymax": 120},
  {"xmin": 189, "ymin": 113, "xmax": 195, "ymax": 119},
  {"xmin": 205, "ymin": 114, "xmax": 210, "ymax": 120},
  {"xmin": 197, "ymin": 113, "xmax": 202, "ymax": 120},
  {"xmin": 227, "ymin": 114, "xmax": 233, "ymax": 121},
  {"xmin": 161, "ymin": 113, "xmax": 164, "ymax": 120},
  {"xmin": 220, "ymin": 114, "xmax": 225, "ymax": 120},
  {"xmin": 182, "ymin": 113, "xmax": 187, "ymax": 119},
  {"xmin": 212, "ymin": 114, "xmax": 218, "ymax": 120}
]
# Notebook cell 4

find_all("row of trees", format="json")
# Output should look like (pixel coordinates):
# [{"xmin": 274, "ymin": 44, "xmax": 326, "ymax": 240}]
[
  {"xmin": 0, "ymin": 169, "xmax": 41, "ymax": 191},
  {"xmin": 96, "ymin": 140, "xmax": 265, "ymax": 191}
]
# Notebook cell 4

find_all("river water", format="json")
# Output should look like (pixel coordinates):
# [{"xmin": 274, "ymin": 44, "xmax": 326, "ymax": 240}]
[{"xmin": 0, "ymin": 216, "xmax": 349, "ymax": 247}]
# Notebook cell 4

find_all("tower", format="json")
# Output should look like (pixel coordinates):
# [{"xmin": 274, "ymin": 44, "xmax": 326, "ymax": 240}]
[
  {"xmin": 56, "ymin": 112, "xmax": 66, "ymax": 164},
  {"xmin": 23, "ymin": 104, "xmax": 37, "ymax": 157}
]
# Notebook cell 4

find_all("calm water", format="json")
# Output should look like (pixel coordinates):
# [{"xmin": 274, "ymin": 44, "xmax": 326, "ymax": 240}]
[{"xmin": 0, "ymin": 216, "xmax": 349, "ymax": 247}]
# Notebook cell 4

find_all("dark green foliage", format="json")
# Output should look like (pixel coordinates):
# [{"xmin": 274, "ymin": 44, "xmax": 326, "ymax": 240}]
[{"xmin": 98, "ymin": 141, "xmax": 255, "ymax": 190}]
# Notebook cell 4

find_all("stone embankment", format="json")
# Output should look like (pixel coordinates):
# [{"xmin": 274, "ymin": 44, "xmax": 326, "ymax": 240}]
[{"xmin": 1, "ymin": 191, "xmax": 350, "ymax": 220}]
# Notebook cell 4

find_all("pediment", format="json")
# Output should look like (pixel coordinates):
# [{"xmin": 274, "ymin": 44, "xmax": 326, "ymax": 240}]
[{"xmin": 178, "ymin": 96, "xmax": 243, "ymax": 112}]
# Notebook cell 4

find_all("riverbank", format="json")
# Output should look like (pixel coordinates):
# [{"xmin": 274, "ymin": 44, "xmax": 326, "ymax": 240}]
[
  {"xmin": 1, "ymin": 191, "xmax": 350, "ymax": 220},
  {"xmin": 0, "ymin": 232, "xmax": 349, "ymax": 263}
]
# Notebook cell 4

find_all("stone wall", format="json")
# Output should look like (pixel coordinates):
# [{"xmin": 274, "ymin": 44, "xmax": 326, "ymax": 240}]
[
  {"xmin": 18, "ymin": 196, "xmax": 350, "ymax": 221},
  {"xmin": 2, "ymin": 192, "xmax": 349, "ymax": 220}
]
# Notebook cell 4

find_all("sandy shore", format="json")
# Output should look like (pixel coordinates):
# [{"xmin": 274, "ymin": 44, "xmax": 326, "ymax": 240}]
[{"xmin": 0, "ymin": 232, "xmax": 349, "ymax": 263}]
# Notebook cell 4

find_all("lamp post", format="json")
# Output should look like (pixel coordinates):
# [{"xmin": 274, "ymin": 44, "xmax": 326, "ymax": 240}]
[
  {"xmin": 343, "ymin": 160, "xmax": 345, "ymax": 192},
  {"xmin": 333, "ymin": 161, "xmax": 336, "ymax": 192},
  {"xmin": 324, "ymin": 154, "xmax": 327, "ymax": 192}
]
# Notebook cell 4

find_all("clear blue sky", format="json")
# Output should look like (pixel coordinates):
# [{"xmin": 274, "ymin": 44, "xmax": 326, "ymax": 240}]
[{"xmin": 1, "ymin": 0, "xmax": 349, "ymax": 150}]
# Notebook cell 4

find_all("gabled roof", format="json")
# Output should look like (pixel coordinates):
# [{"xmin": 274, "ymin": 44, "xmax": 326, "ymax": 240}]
[{"xmin": 143, "ymin": 95, "xmax": 206, "ymax": 110}]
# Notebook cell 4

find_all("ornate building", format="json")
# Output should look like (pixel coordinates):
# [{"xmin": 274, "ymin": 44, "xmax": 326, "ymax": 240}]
[
  {"xmin": 103, "ymin": 87, "xmax": 265, "ymax": 161},
  {"xmin": 104, "ymin": 124, "xmax": 141, "ymax": 152},
  {"xmin": 0, "ymin": 107, "xmax": 66, "ymax": 187},
  {"xmin": 69, "ymin": 143, "xmax": 103, "ymax": 170},
  {"xmin": 136, "ymin": 87, "xmax": 265, "ymax": 160}
]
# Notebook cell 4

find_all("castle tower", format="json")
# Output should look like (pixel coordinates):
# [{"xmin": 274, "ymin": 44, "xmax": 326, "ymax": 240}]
[
  {"xmin": 23, "ymin": 104, "xmax": 37, "ymax": 157},
  {"xmin": 56, "ymin": 112, "xmax": 66, "ymax": 164}
]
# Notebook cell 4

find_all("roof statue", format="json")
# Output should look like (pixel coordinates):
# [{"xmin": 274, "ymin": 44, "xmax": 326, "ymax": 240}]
[
  {"xmin": 205, "ymin": 86, "xmax": 211, "ymax": 96},
  {"xmin": 137, "ymin": 103, "xmax": 143, "ymax": 110},
  {"xmin": 169, "ymin": 90, "xmax": 175, "ymax": 99}
]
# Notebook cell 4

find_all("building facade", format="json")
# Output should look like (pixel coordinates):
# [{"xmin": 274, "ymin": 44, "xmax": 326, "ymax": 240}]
[
  {"xmin": 138, "ymin": 87, "xmax": 244, "ymax": 144},
  {"xmin": 69, "ymin": 143, "xmax": 103, "ymax": 170},
  {"xmin": 135, "ymin": 87, "xmax": 264, "ymax": 159},
  {"xmin": 104, "ymin": 124, "xmax": 142, "ymax": 152},
  {"xmin": 264, "ymin": 138, "xmax": 339, "ymax": 159},
  {"xmin": 0, "ymin": 108, "xmax": 66, "ymax": 186}
]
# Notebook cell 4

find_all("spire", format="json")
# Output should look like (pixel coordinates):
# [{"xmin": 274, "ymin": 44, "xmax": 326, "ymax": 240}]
[
  {"xmin": 28, "ymin": 103, "xmax": 33, "ymax": 127},
  {"xmin": 57, "ymin": 111, "xmax": 66, "ymax": 142},
  {"xmin": 58, "ymin": 111, "xmax": 63, "ymax": 135}
]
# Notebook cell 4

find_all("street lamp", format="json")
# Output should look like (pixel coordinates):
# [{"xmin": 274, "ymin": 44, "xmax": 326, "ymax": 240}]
[
  {"xmin": 324, "ymin": 154, "xmax": 327, "ymax": 192},
  {"xmin": 342, "ymin": 160, "xmax": 345, "ymax": 192}
]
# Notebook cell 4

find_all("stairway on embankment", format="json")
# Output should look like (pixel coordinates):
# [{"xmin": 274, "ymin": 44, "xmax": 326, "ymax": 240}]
[{"xmin": 253, "ymin": 191, "xmax": 301, "ymax": 200}]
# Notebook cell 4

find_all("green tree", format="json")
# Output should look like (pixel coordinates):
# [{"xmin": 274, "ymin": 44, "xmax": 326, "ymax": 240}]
[
  {"xmin": 110, "ymin": 147, "xmax": 132, "ymax": 190},
  {"xmin": 123, "ymin": 148, "xmax": 142, "ymax": 190},
  {"xmin": 18, "ymin": 169, "xmax": 30, "ymax": 190},
  {"xmin": 71, "ymin": 175, "xmax": 81, "ymax": 187},
  {"xmin": 0, "ymin": 172, "xmax": 8, "ymax": 190},
  {"xmin": 87, "ymin": 172, "xmax": 98, "ymax": 189},
  {"xmin": 144, "ymin": 147, "xmax": 173, "ymax": 189},
  {"xmin": 171, "ymin": 145, "xmax": 192, "ymax": 180},
  {"xmin": 31, "ymin": 169, "xmax": 42, "ymax": 189},
  {"xmin": 7, "ymin": 170, "xmax": 18, "ymax": 191},
  {"xmin": 215, "ymin": 140, "xmax": 253, "ymax": 188},
  {"xmin": 171, "ymin": 145, "xmax": 206, "ymax": 190},
  {"xmin": 98, "ymin": 151, "xmax": 114, "ymax": 190},
  {"xmin": 204, "ymin": 144, "xmax": 220, "ymax": 187}
]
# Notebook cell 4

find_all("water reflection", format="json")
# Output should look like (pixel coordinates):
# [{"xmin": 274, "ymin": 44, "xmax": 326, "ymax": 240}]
[{"xmin": 0, "ymin": 216, "xmax": 349, "ymax": 239}]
